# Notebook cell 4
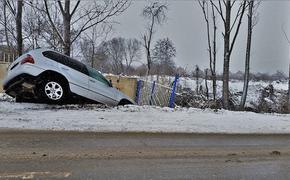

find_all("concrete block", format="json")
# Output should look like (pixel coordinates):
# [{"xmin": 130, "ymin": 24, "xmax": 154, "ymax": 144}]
[
  {"xmin": 106, "ymin": 75, "xmax": 137, "ymax": 101},
  {"xmin": 0, "ymin": 63, "xmax": 9, "ymax": 92}
]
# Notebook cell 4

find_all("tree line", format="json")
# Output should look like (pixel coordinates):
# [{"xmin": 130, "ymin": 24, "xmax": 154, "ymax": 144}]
[{"xmin": 0, "ymin": 0, "xmax": 130, "ymax": 56}]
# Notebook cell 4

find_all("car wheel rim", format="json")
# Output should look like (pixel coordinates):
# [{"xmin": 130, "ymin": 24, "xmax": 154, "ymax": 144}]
[{"xmin": 44, "ymin": 81, "xmax": 63, "ymax": 100}]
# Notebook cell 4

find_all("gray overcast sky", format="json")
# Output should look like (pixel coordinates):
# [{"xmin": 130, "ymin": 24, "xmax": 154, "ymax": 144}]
[{"xmin": 110, "ymin": 0, "xmax": 290, "ymax": 74}]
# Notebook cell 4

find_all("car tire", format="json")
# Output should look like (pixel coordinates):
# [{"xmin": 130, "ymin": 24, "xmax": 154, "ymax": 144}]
[
  {"xmin": 15, "ymin": 96, "xmax": 24, "ymax": 103},
  {"xmin": 118, "ymin": 99, "xmax": 133, "ymax": 106},
  {"xmin": 15, "ymin": 96, "xmax": 34, "ymax": 103},
  {"xmin": 39, "ymin": 77, "xmax": 68, "ymax": 104}
]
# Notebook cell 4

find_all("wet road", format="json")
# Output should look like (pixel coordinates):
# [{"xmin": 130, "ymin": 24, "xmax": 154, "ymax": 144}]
[{"xmin": 0, "ymin": 130, "xmax": 290, "ymax": 179}]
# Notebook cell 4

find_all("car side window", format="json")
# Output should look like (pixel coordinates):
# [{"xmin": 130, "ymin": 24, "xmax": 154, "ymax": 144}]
[
  {"xmin": 42, "ymin": 51, "xmax": 88, "ymax": 75},
  {"xmin": 86, "ymin": 66, "xmax": 111, "ymax": 87}
]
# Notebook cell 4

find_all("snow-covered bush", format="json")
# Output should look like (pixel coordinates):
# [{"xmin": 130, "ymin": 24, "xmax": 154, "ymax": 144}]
[
  {"xmin": 176, "ymin": 78, "xmax": 289, "ymax": 113},
  {"xmin": 252, "ymin": 85, "xmax": 289, "ymax": 113}
]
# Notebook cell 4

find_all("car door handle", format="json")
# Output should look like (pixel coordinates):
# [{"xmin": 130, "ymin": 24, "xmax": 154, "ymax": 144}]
[
  {"xmin": 61, "ymin": 67, "xmax": 69, "ymax": 71},
  {"xmin": 89, "ymin": 79, "xmax": 96, "ymax": 83}
]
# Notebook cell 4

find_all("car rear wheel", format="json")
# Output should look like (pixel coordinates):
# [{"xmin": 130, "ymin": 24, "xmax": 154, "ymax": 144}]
[
  {"xmin": 39, "ymin": 78, "xmax": 67, "ymax": 104},
  {"xmin": 45, "ymin": 81, "xmax": 63, "ymax": 100}
]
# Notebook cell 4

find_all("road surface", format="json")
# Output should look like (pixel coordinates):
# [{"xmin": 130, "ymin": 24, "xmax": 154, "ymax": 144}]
[{"xmin": 0, "ymin": 130, "xmax": 290, "ymax": 179}]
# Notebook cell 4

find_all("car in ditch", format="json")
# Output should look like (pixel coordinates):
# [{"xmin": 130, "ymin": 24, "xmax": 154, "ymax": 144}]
[{"xmin": 2, "ymin": 48, "xmax": 135, "ymax": 105}]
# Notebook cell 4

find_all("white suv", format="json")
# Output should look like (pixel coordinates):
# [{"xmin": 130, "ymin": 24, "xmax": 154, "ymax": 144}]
[{"xmin": 3, "ymin": 48, "xmax": 135, "ymax": 105}]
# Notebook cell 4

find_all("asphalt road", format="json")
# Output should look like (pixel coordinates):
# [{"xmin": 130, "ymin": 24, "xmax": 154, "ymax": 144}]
[{"xmin": 1, "ymin": 130, "xmax": 290, "ymax": 179}]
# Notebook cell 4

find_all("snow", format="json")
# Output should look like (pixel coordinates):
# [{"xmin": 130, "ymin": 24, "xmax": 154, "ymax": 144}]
[
  {"xmin": 0, "ymin": 93, "xmax": 14, "ymax": 102},
  {"xmin": 177, "ymin": 77, "xmax": 288, "ymax": 109},
  {"xmin": 0, "ymin": 76, "xmax": 289, "ymax": 133},
  {"xmin": 1, "ymin": 99, "xmax": 290, "ymax": 134},
  {"xmin": 140, "ymin": 76, "xmax": 288, "ymax": 108}
]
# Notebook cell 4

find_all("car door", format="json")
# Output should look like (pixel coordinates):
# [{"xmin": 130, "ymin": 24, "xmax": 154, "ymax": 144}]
[
  {"xmin": 86, "ymin": 66, "xmax": 118, "ymax": 105},
  {"xmin": 42, "ymin": 51, "xmax": 90, "ymax": 98},
  {"xmin": 58, "ymin": 63, "xmax": 90, "ymax": 97}
]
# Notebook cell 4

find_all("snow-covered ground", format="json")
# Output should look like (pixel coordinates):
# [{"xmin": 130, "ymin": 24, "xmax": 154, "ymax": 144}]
[
  {"xmin": 141, "ymin": 75, "xmax": 288, "ymax": 109},
  {"xmin": 1, "ymin": 98, "xmax": 290, "ymax": 133},
  {"xmin": 0, "ymin": 77, "xmax": 289, "ymax": 133}
]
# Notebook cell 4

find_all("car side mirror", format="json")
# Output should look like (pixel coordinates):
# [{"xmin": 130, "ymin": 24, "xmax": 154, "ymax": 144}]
[{"xmin": 109, "ymin": 80, "xmax": 113, "ymax": 87}]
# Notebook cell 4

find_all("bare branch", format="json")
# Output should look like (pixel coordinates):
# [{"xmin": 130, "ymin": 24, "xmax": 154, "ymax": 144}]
[
  {"xmin": 282, "ymin": 24, "xmax": 290, "ymax": 44},
  {"xmin": 44, "ymin": 0, "xmax": 65, "ymax": 45},
  {"xmin": 70, "ymin": 0, "xmax": 80, "ymax": 17},
  {"xmin": 230, "ymin": 1, "xmax": 244, "ymax": 33},
  {"xmin": 57, "ymin": 0, "xmax": 65, "ymax": 16},
  {"xmin": 229, "ymin": 0, "xmax": 246, "ymax": 54},
  {"xmin": 252, "ymin": 0, "xmax": 261, "ymax": 28},
  {"xmin": 71, "ymin": 1, "xmax": 129, "ymax": 43},
  {"xmin": 231, "ymin": 0, "xmax": 236, "ymax": 8},
  {"xmin": 210, "ymin": 0, "xmax": 225, "ymax": 24},
  {"xmin": 5, "ymin": 0, "xmax": 16, "ymax": 16}
]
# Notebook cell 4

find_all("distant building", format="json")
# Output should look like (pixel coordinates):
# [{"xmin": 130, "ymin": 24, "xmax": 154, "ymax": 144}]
[
  {"xmin": 0, "ymin": 45, "xmax": 16, "ymax": 92},
  {"xmin": 0, "ymin": 45, "xmax": 16, "ymax": 63}
]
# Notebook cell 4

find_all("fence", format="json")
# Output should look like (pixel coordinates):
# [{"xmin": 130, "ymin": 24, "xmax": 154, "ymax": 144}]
[{"xmin": 135, "ymin": 75, "xmax": 179, "ymax": 107}]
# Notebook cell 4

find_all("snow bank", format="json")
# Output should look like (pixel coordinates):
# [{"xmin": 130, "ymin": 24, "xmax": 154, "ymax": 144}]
[
  {"xmin": 176, "ymin": 77, "xmax": 289, "ymax": 112},
  {"xmin": 0, "ymin": 93, "xmax": 14, "ymax": 102},
  {"xmin": 1, "ymin": 101, "xmax": 290, "ymax": 134}
]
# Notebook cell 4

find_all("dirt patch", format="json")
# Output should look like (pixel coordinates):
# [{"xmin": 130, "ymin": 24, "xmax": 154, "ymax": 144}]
[{"xmin": 270, "ymin": 151, "xmax": 281, "ymax": 156}]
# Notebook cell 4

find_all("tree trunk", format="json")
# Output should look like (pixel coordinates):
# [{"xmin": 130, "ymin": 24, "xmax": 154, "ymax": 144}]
[
  {"xmin": 240, "ymin": 0, "xmax": 254, "ymax": 110},
  {"xmin": 3, "ymin": 1, "xmax": 11, "ymax": 49},
  {"xmin": 205, "ymin": 69, "xmax": 209, "ymax": 100},
  {"xmin": 146, "ymin": 48, "xmax": 151, "ymax": 75},
  {"xmin": 195, "ymin": 66, "xmax": 200, "ymax": 95},
  {"xmin": 16, "ymin": 0, "xmax": 23, "ymax": 56},
  {"xmin": 288, "ymin": 63, "xmax": 290, "ymax": 112},
  {"xmin": 222, "ymin": 0, "xmax": 231, "ymax": 109},
  {"xmin": 91, "ymin": 43, "xmax": 95, "ymax": 68},
  {"xmin": 63, "ymin": 0, "xmax": 71, "ymax": 56},
  {"xmin": 211, "ymin": 3, "xmax": 217, "ymax": 103}
]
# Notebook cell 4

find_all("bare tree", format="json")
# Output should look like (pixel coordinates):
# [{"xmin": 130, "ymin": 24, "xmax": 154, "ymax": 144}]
[
  {"xmin": 43, "ymin": 0, "xmax": 130, "ymax": 56},
  {"xmin": 29, "ymin": 1, "xmax": 64, "ymax": 51},
  {"xmin": 23, "ymin": 0, "xmax": 49, "ymax": 50},
  {"xmin": 282, "ymin": 25, "xmax": 290, "ymax": 112},
  {"xmin": 1, "ymin": 1, "xmax": 13, "ymax": 49},
  {"xmin": 152, "ymin": 37, "xmax": 176, "ymax": 76},
  {"xmin": 240, "ymin": 0, "xmax": 260, "ymax": 110},
  {"xmin": 102, "ymin": 37, "xmax": 126, "ymax": 74},
  {"xmin": 16, "ymin": 0, "xmax": 23, "ymax": 56},
  {"xmin": 211, "ymin": 0, "xmax": 246, "ymax": 109},
  {"xmin": 198, "ymin": 0, "xmax": 217, "ymax": 102},
  {"xmin": 1, "ymin": 0, "xmax": 48, "ymax": 55},
  {"xmin": 80, "ymin": 25, "xmax": 111, "ymax": 68},
  {"xmin": 1, "ymin": 0, "xmax": 23, "ymax": 56},
  {"xmin": 94, "ymin": 37, "xmax": 142, "ymax": 75},
  {"xmin": 124, "ymin": 39, "xmax": 142, "ymax": 75},
  {"xmin": 142, "ymin": 2, "xmax": 167, "ymax": 75}
]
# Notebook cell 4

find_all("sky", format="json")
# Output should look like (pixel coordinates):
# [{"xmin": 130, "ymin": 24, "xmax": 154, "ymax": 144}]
[{"xmin": 110, "ymin": 0, "xmax": 290, "ymax": 74}]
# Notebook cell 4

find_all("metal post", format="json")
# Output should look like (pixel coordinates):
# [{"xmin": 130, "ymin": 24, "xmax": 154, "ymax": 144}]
[
  {"xmin": 149, "ymin": 81, "xmax": 156, "ymax": 105},
  {"xmin": 169, "ymin": 75, "xmax": 179, "ymax": 108},
  {"xmin": 135, "ymin": 80, "xmax": 142, "ymax": 105}
]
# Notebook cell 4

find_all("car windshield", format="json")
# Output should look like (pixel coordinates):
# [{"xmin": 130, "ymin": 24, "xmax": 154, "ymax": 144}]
[{"xmin": 86, "ymin": 66, "xmax": 111, "ymax": 86}]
